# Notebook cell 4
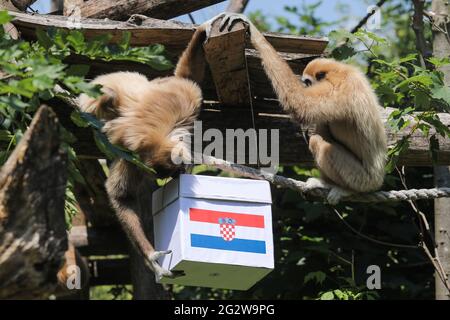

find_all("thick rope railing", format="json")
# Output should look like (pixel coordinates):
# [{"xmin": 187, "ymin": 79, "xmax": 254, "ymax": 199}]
[{"xmin": 201, "ymin": 155, "xmax": 450, "ymax": 203}]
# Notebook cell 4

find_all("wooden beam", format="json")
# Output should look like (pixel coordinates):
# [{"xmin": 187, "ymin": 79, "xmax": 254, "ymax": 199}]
[
  {"xmin": 9, "ymin": 11, "xmax": 329, "ymax": 55},
  {"xmin": 204, "ymin": 18, "xmax": 250, "ymax": 106},
  {"xmin": 0, "ymin": 106, "xmax": 68, "ymax": 299},
  {"xmin": 63, "ymin": 0, "xmax": 226, "ymax": 21}
]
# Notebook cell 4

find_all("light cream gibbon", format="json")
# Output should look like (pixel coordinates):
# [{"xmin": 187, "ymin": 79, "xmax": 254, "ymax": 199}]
[
  {"xmin": 78, "ymin": 24, "xmax": 208, "ymax": 279},
  {"xmin": 217, "ymin": 13, "xmax": 387, "ymax": 204}
]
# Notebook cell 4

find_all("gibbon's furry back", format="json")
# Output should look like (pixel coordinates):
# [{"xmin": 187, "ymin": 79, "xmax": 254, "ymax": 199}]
[
  {"xmin": 79, "ymin": 71, "xmax": 202, "ymax": 171},
  {"xmin": 75, "ymin": 23, "xmax": 208, "ymax": 280}
]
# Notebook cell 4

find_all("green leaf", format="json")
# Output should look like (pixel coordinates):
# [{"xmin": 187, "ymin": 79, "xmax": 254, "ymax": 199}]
[
  {"xmin": 333, "ymin": 289, "xmax": 348, "ymax": 300},
  {"xmin": 331, "ymin": 45, "xmax": 356, "ymax": 60},
  {"xmin": 119, "ymin": 31, "xmax": 131, "ymax": 50},
  {"xmin": 399, "ymin": 53, "xmax": 417, "ymax": 64},
  {"xmin": 0, "ymin": 11, "xmax": 12, "ymax": 25},
  {"xmin": 413, "ymin": 90, "xmax": 430, "ymax": 109},
  {"xmin": 36, "ymin": 28, "xmax": 53, "ymax": 49},
  {"xmin": 431, "ymin": 86, "xmax": 450, "ymax": 103},
  {"xmin": 70, "ymin": 110, "xmax": 90, "ymax": 128},
  {"xmin": 66, "ymin": 64, "xmax": 90, "ymax": 77},
  {"xmin": 395, "ymin": 74, "xmax": 433, "ymax": 91},
  {"xmin": 66, "ymin": 30, "xmax": 85, "ymax": 51},
  {"xmin": 320, "ymin": 291, "xmax": 334, "ymax": 300},
  {"xmin": 428, "ymin": 57, "xmax": 450, "ymax": 68},
  {"xmin": 304, "ymin": 271, "xmax": 326, "ymax": 285}
]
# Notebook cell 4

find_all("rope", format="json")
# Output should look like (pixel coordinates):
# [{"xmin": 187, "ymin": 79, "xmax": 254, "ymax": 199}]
[{"xmin": 200, "ymin": 154, "xmax": 450, "ymax": 203}]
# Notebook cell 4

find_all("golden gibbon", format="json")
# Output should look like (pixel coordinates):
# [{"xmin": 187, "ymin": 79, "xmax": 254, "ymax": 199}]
[
  {"xmin": 217, "ymin": 13, "xmax": 387, "ymax": 204},
  {"xmin": 78, "ymin": 24, "xmax": 208, "ymax": 279}
]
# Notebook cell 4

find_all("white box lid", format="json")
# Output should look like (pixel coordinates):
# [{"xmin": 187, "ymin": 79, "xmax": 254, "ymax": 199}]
[{"xmin": 152, "ymin": 174, "xmax": 272, "ymax": 214}]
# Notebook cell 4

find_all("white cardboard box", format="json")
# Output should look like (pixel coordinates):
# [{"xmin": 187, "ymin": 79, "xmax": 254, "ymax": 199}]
[{"xmin": 152, "ymin": 174, "xmax": 274, "ymax": 290}]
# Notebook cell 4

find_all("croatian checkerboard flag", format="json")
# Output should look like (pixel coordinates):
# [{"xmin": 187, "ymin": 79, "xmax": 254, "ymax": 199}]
[{"xmin": 189, "ymin": 208, "xmax": 266, "ymax": 254}]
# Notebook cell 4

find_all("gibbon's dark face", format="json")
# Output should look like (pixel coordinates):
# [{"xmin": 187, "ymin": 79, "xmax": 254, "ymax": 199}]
[
  {"xmin": 302, "ymin": 70, "xmax": 327, "ymax": 87},
  {"xmin": 302, "ymin": 58, "xmax": 349, "ymax": 87}
]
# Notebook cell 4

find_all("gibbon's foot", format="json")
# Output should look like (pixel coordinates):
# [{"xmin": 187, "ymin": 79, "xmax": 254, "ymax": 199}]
[
  {"xmin": 326, "ymin": 186, "xmax": 352, "ymax": 205},
  {"xmin": 202, "ymin": 13, "xmax": 226, "ymax": 39},
  {"xmin": 218, "ymin": 13, "xmax": 251, "ymax": 32},
  {"xmin": 304, "ymin": 177, "xmax": 329, "ymax": 192},
  {"xmin": 304, "ymin": 178, "xmax": 352, "ymax": 205},
  {"xmin": 126, "ymin": 14, "xmax": 149, "ymax": 26},
  {"xmin": 145, "ymin": 250, "xmax": 185, "ymax": 281}
]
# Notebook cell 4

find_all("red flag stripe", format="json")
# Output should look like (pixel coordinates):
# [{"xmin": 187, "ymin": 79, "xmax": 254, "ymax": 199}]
[{"xmin": 189, "ymin": 208, "xmax": 265, "ymax": 228}]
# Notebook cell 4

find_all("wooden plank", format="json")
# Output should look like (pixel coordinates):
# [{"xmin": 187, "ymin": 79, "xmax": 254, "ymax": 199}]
[
  {"xmin": 9, "ymin": 11, "xmax": 329, "ymax": 54},
  {"xmin": 0, "ymin": 106, "xmax": 68, "ymax": 299},
  {"xmin": 204, "ymin": 18, "xmax": 250, "ymax": 106},
  {"xmin": 63, "ymin": 0, "xmax": 226, "ymax": 21}
]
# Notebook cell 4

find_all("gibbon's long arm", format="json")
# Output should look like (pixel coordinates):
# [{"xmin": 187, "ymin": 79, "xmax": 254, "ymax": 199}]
[
  {"xmin": 248, "ymin": 24, "xmax": 340, "ymax": 123},
  {"xmin": 174, "ymin": 24, "xmax": 208, "ymax": 84},
  {"xmin": 221, "ymin": 16, "xmax": 342, "ymax": 123}
]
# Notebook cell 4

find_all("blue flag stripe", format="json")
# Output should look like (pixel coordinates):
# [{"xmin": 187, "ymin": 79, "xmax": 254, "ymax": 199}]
[{"xmin": 190, "ymin": 234, "xmax": 266, "ymax": 254}]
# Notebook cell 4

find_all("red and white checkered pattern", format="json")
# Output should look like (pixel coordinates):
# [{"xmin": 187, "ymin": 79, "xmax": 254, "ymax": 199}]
[{"xmin": 220, "ymin": 224, "xmax": 236, "ymax": 241}]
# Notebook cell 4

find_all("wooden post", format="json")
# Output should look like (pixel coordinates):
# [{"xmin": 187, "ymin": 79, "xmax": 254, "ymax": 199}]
[
  {"xmin": 0, "ymin": 106, "xmax": 68, "ymax": 299},
  {"xmin": 432, "ymin": 0, "xmax": 450, "ymax": 300},
  {"xmin": 203, "ymin": 17, "xmax": 251, "ymax": 106}
]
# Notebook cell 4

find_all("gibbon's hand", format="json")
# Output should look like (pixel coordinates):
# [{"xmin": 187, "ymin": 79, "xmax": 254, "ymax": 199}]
[
  {"xmin": 202, "ymin": 12, "xmax": 252, "ymax": 39},
  {"xmin": 201, "ymin": 13, "xmax": 226, "ymax": 39},
  {"xmin": 218, "ymin": 13, "xmax": 252, "ymax": 32},
  {"xmin": 145, "ymin": 250, "xmax": 186, "ymax": 281}
]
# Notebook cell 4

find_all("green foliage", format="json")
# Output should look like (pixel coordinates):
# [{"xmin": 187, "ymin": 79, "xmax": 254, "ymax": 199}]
[
  {"xmin": 319, "ymin": 289, "xmax": 378, "ymax": 300},
  {"xmin": 0, "ymin": 10, "xmax": 170, "ymax": 226}
]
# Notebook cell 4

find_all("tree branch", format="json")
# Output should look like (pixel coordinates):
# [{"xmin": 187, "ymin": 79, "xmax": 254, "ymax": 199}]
[
  {"xmin": 412, "ymin": 0, "xmax": 432, "ymax": 67},
  {"xmin": 226, "ymin": 0, "xmax": 249, "ymax": 13}
]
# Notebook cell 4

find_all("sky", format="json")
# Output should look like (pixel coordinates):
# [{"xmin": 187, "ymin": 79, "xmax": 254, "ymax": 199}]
[{"xmin": 30, "ymin": 0, "xmax": 373, "ymax": 33}]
